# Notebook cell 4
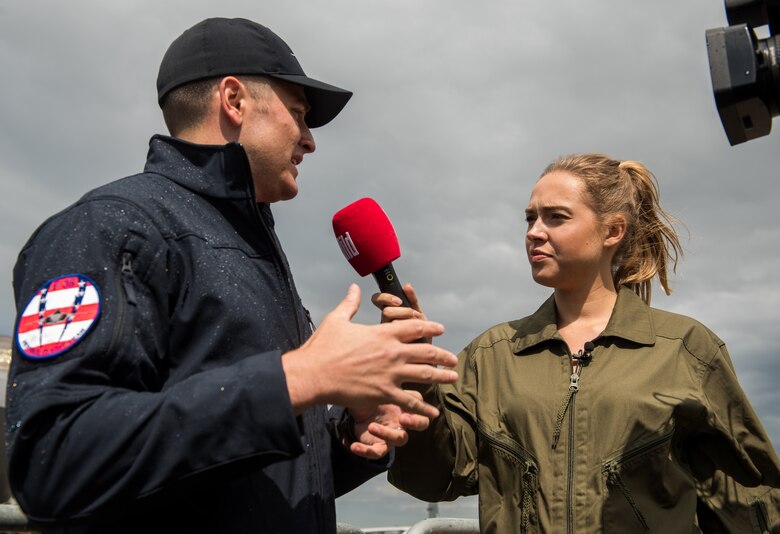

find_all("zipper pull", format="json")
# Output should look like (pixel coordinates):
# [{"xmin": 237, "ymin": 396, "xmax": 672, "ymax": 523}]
[
  {"xmin": 568, "ymin": 372, "xmax": 580, "ymax": 391},
  {"xmin": 552, "ymin": 342, "xmax": 594, "ymax": 449},
  {"xmin": 604, "ymin": 461, "xmax": 650, "ymax": 531},
  {"xmin": 121, "ymin": 252, "xmax": 138, "ymax": 305},
  {"xmin": 521, "ymin": 460, "xmax": 538, "ymax": 531},
  {"xmin": 569, "ymin": 341, "xmax": 594, "ymax": 390}
]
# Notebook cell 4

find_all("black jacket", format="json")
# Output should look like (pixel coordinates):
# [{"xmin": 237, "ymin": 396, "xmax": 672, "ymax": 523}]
[{"xmin": 8, "ymin": 135, "xmax": 387, "ymax": 533}]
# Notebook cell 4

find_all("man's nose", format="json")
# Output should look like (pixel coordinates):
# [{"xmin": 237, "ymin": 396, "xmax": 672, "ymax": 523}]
[{"xmin": 299, "ymin": 123, "xmax": 316, "ymax": 154}]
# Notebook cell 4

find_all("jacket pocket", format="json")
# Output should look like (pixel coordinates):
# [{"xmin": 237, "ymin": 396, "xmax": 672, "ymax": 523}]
[
  {"xmin": 478, "ymin": 423, "xmax": 540, "ymax": 533},
  {"xmin": 601, "ymin": 427, "xmax": 695, "ymax": 534},
  {"xmin": 104, "ymin": 251, "xmax": 140, "ymax": 381}
]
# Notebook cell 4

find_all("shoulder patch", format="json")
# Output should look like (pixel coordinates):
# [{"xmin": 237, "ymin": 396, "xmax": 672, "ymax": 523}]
[{"xmin": 16, "ymin": 274, "xmax": 102, "ymax": 360}]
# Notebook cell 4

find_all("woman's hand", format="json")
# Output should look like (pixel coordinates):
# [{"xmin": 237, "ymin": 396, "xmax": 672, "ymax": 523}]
[
  {"xmin": 346, "ymin": 391, "xmax": 432, "ymax": 460},
  {"xmin": 371, "ymin": 283, "xmax": 432, "ymax": 344}
]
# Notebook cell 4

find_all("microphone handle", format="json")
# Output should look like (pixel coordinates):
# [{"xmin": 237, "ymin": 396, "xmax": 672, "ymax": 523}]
[
  {"xmin": 372, "ymin": 263, "xmax": 427, "ymax": 344},
  {"xmin": 372, "ymin": 263, "xmax": 411, "ymax": 307}
]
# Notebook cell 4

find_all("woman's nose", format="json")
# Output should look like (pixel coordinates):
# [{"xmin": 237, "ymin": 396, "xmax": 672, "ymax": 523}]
[{"xmin": 526, "ymin": 222, "xmax": 546, "ymax": 240}]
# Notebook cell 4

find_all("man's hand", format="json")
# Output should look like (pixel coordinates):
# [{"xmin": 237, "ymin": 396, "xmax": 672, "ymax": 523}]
[{"xmin": 282, "ymin": 284, "xmax": 457, "ymax": 417}]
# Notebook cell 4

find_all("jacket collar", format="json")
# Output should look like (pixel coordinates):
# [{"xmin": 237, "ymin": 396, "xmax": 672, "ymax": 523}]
[
  {"xmin": 144, "ymin": 134, "xmax": 257, "ymax": 202},
  {"xmin": 512, "ymin": 286, "xmax": 656, "ymax": 354},
  {"xmin": 143, "ymin": 134, "xmax": 276, "ymax": 227}
]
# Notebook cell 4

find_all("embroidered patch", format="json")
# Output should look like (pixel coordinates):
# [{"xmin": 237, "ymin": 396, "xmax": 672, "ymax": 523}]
[{"xmin": 16, "ymin": 274, "xmax": 102, "ymax": 360}]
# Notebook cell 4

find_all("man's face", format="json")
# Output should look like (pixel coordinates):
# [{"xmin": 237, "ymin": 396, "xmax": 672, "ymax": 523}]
[{"xmin": 239, "ymin": 79, "xmax": 316, "ymax": 203}]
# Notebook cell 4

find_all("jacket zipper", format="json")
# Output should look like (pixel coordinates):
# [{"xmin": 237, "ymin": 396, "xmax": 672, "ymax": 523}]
[
  {"xmin": 603, "ymin": 426, "xmax": 674, "ymax": 467},
  {"xmin": 235, "ymin": 150, "xmax": 317, "ymax": 525},
  {"xmin": 750, "ymin": 499, "xmax": 770, "ymax": 534},
  {"xmin": 551, "ymin": 361, "xmax": 580, "ymax": 534},
  {"xmin": 249, "ymin": 202, "xmax": 305, "ymax": 345},
  {"xmin": 551, "ymin": 343, "xmax": 593, "ymax": 534},
  {"xmin": 478, "ymin": 425, "xmax": 539, "ymax": 532},
  {"xmin": 566, "ymin": 393, "xmax": 576, "ymax": 534},
  {"xmin": 601, "ymin": 427, "xmax": 673, "ymax": 533},
  {"xmin": 234, "ymin": 145, "xmax": 305, "ymax": 345},
  {"xmin": 121, "ymin": 252, "xmax": 138, "ymax": 305},
  {"xmin": 551, "ymin": 344, "xmax": 593, "ymax": 449},
  {"xmin": 107, "ymin": 252, "xmax": 137, "ymax": 357}
]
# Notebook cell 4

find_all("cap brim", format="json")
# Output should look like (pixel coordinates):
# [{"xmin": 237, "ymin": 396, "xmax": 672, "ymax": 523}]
[{"xmin": 270, "ymin": 74, "xmax": 352, "ymax": 128}]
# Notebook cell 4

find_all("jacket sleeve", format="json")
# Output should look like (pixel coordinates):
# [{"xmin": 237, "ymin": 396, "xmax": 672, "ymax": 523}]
[
  {"xmin": 691, "ymin": 344, "xmax": 780, "ymax": 531},
  {"xmin": 696, "ymin": 473, "xmax": 780, "ymax": 533},
  {"xmin": 7, "ymin": 198, "xmax": 306, "ymax": 524},
  {"xmin": 388, "ymin": 341, "xmax": 480, "ymax": 502}
]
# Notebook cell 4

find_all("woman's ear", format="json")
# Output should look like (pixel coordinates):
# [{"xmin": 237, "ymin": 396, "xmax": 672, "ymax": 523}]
[{"xmin": 604, "ymin": 215, "xmax": 627, "ymax": 248}]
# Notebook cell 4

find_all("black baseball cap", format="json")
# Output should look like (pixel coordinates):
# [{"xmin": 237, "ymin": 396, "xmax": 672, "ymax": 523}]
[{"xmin": 157, "ymin": 18, "xmax": 352, "ymax": 128}]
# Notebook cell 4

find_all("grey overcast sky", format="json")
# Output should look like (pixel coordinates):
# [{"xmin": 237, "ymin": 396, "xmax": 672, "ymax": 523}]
[{"xmin": 1, "ymin": 0, "xmax": 779, "ymax": 529}]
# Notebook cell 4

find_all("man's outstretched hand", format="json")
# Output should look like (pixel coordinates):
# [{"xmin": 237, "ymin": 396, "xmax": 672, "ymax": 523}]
[{"xmin": 282, "ymin": 284, "xmax": 457, "ymax": 418}]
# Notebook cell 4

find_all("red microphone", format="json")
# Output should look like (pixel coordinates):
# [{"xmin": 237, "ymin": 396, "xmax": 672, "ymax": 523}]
[{"xmin": 332, "ymin": 197, "xmax": 411, "ymax": 307}]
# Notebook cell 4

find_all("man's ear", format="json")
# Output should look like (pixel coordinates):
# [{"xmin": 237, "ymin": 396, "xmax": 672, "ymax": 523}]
[
  {"xmin": 219, "ymin": 76, "xmax": 246, "ymax": 127},
  {"xmin": 604, "ymin": 215, "xmax": 627, "ymax": 248}
]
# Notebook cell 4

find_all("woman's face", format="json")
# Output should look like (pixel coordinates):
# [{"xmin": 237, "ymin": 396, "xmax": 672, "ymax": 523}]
[{"xmin": 524, "ymin": 171, "xmax": 610, "ymax": 291}]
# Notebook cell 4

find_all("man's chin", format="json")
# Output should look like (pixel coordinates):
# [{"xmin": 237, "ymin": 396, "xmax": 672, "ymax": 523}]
[
  {"xmin": 261, "ymin": 185, "xmax": 299, "ymax": 203},
  {"xmin": 281, "ymin": 186, "xmax": 299, "ymax": 201}
]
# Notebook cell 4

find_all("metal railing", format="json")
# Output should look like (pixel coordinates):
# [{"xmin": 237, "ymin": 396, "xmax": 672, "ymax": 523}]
[
  {"xmin": 337, "ymin": 518, "xmax": 479, "ymax": 534},
  {"xmin": 0, "ymin": 503, "xmax": 479, "ymax": 534},
  {"xmin": 0, "ymin": 502, "xmax": 37, "ymax": 533},
  {"xmin": 403, "ymin": 518, "xmax": 479, "ymax": 534}
]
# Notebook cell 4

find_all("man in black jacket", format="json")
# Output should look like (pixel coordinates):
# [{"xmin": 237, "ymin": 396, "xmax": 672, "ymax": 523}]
[{"xmin": 7, "ymin": 18, "xmax": 458, "ymax": 533}]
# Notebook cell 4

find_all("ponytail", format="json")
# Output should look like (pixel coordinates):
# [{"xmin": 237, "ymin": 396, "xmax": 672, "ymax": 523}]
[{"xmin": 613, "ymin": 160, "xmax": 682, "ymax": 303}]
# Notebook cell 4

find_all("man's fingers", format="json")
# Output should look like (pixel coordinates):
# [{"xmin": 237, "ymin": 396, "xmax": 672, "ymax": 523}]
[
  {"xmin": 396, "ymin": 341, "xmax": 458, "ymax": 369},
  {"xmin": 385, "ymin": 318, "xmax": 445, "ymax": 343},
  {"xmin": 401, "ymin": 363, "xmax": 458, "ymax": 386},
  {"xmin": 391, "ymin": 388, "xmax": 440, "ymax": 419},
  {"xmin": 331, "ymin": 284, "xmax": 361, "ymax": 321},
  {"xmin": 383, "ymin": 306, "xmax": 420, "ymax": 322}
]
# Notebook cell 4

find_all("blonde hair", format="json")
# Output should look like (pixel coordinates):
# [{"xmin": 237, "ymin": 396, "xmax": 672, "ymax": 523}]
[{"xmin": 540, "ymin": 153, "xmax": 683, "ymax": 304}]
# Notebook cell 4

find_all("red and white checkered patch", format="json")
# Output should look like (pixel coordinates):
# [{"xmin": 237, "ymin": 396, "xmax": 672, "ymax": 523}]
[{"xmin": 16, "ymin": 274, "xmax": 101, "ymax": 360}]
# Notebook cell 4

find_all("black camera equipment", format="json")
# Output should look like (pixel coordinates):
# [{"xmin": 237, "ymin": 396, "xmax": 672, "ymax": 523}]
[{"xmin": 706, "ymin": 0, "xmax": 780, "ymax": 145}]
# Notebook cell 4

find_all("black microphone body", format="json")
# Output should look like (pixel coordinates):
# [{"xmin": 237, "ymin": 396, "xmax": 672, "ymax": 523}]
[
  {"xmin": 373, "ymin": 263, "xmax": 426, "ymax": 343},
  {"xmin": 372, "ymin": 263, "xmax": 411, "ymax": 307}
]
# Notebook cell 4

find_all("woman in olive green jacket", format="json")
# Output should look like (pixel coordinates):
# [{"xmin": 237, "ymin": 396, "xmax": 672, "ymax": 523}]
[{"xmin": 371, "ymin": 153, "xmax": 779, "ymax": 533}]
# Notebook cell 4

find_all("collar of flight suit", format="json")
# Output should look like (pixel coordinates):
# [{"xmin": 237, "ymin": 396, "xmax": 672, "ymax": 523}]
[{"xmin": 511, "ymin": 286, "xmax": 657, "ymax": 355}]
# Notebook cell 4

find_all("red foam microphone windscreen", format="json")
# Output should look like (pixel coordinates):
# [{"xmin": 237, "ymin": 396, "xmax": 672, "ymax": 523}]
[{"xmin": 332, "ymin": 198, "xmax": 401, "ymax": 277}]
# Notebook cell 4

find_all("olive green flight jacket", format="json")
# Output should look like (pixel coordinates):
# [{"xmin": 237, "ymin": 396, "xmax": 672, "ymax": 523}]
[{"xmin": 389, "ymin": 288, "xmax": 780, "ymax": 533}]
